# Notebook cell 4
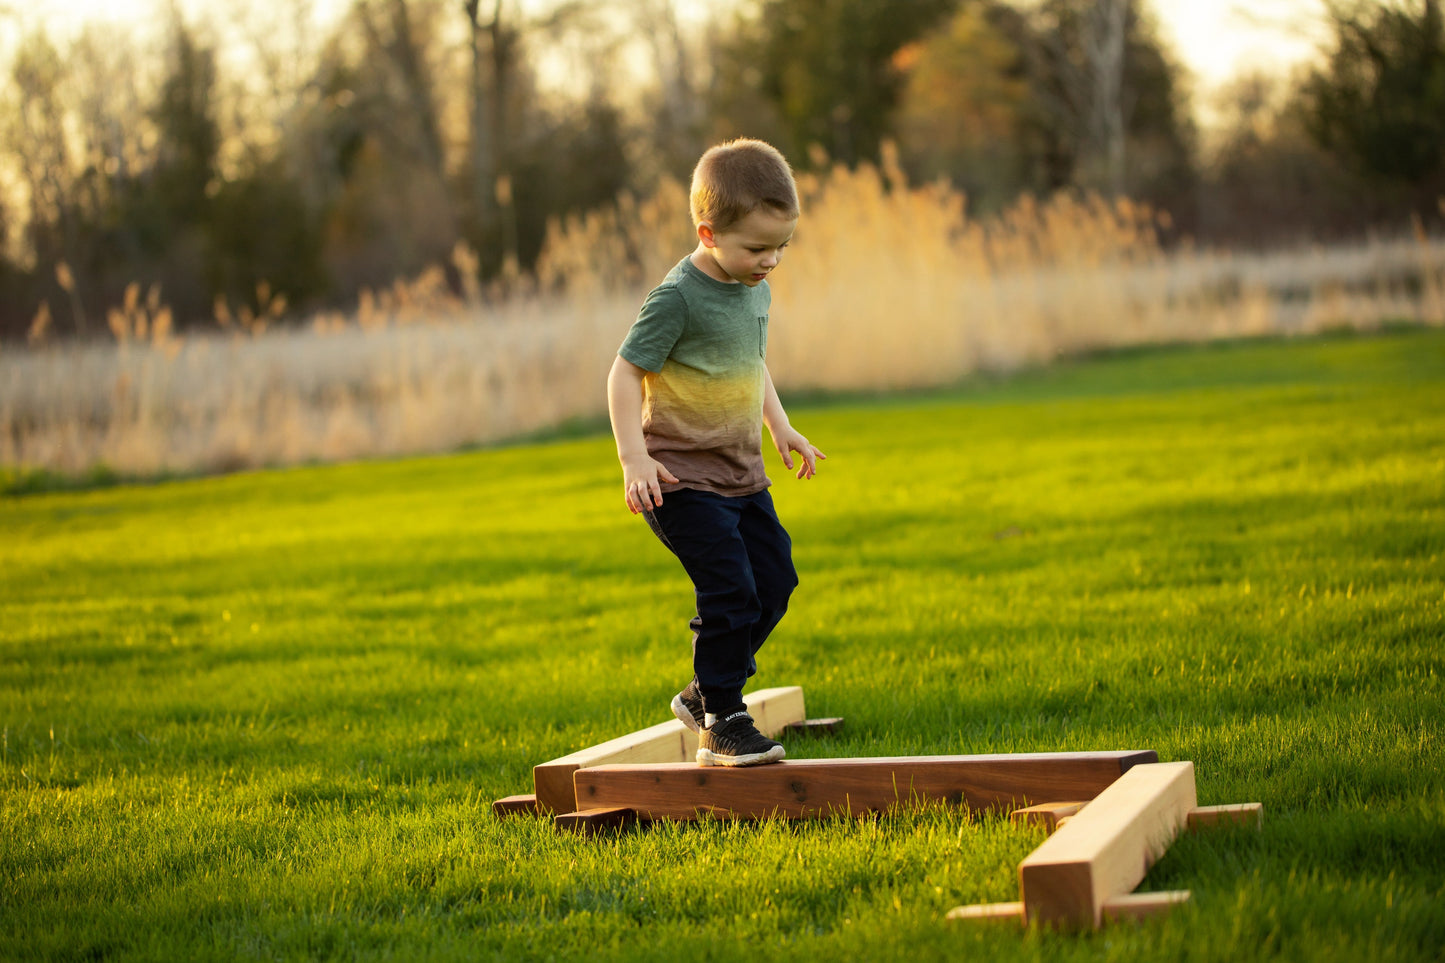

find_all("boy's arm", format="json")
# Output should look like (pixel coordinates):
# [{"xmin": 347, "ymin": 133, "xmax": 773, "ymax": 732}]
[
  {"xmin": 607, "ymin": 355, "xmax": 680, "ymax": 513},
  {"xmin": 762, "ymin": 366, "xmax": 826, "ymax": 480}
]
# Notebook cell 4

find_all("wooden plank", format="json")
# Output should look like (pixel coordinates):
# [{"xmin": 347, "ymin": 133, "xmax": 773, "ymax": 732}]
[
  {"xmin": 534, "ymin": 718, "xmax": 690, "ymax": 815},
  {"xmin": 946, "ymin": 889, "xmax": 1191, "ymax": 926},
  {"xmin": 944, "ymin": 901, "xmax": 1024, "ymax": 923},
  {"xmin": 781, "ymin": 717, "xmax": 845, "ymax": 736},
  {"xmin": 533, "ymin": 686, "xmax": 806, "ymax": 814},
  {"xmin": 1010, "ymin": 801, "xmax": 1089, "ymax": 832},
  {"xmin": 1019, "ymin": 761, "xmax": 1196, "ymax": 929},
  {"xmin": 491, "ymin": 793, "xmax": 542, "ymax": 817},
  {"xmin": 1188, "ymin": 803, "xmax": 1263, "ymax": 831},
  {"xmin": 1102, "ymin": 890, "xmax": 1191, "ymax": 922},
  {"xmin": 554, "ymin": 807, "xmax": 638, "ymax": 836},
  {"xmin": 573, "ymin": 751, "xmax": 1159, "ymax": 820},
  {"xmin": 743, "ymin": 686, "xmax": 807, "ymax": 739}
]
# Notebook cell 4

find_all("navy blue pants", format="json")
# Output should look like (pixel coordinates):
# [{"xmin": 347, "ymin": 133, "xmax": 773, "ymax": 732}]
[{"xmin": 644, "ymin": 487, "xmax": 798, "ymax": 715}]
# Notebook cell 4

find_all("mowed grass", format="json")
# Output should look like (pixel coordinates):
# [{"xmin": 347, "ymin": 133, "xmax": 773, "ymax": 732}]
[{"xmin": 2, "ymin": 329, "xmax": 1443, "ymax": 961}]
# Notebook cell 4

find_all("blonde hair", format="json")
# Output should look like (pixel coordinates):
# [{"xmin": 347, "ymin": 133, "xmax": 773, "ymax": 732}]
[{"xmin": 689, "ymin": 138, "xmax": 800, "ymax": 232}]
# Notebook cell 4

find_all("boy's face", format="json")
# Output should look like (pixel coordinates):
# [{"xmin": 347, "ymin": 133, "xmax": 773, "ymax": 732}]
[{"xmin": 696, "ymin": 208, "xmax": 797, "ymax": 287}]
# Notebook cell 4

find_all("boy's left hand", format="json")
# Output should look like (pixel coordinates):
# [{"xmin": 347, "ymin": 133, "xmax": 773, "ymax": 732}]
[{"xmin": 772, "ymin": 427, "xmax": 826, "ymax": 480}]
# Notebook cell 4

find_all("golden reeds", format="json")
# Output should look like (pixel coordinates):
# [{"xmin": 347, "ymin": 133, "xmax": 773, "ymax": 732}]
[{"xmin": 3, "ymin": 163, "xmax": 1443, "ymax": 480}]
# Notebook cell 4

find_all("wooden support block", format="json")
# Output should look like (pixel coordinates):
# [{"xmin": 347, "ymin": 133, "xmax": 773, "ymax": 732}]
[
  {"xmin": 533, "ymin": 686, "xmax": 806, "ymax": 814},
  {"xmin": 949, "ymin": 888, "xmax": 1190, "ymax": 927},
  {"xmin": 534, "ymin": 718, "xmax": 691, "ymax": 816},
  {"xmin": 945, "ymin": 901, "xmax": 1024, "ymax": 924},
  {"xmin": 743, "ymin": 686, "xmax": 808, "ymax": 739},
  {"xmin": 781, "ymin": 717, "xmax": 845, "ymax": 736},
  {"xmin": 491, "ymin": 793, "xmax": 542, "ymax": 817},
  {"xmin": 1019, "ymin": 761, "xmax": 1197, "ymax": 929},
  {"xmin": 554, "ymin": 807, "xmax": 638, "ymax": 836},
  {"xmin": 574, "ymin": 750, "xmax": 1158, "ymax": 821},
  {"xmin": 1101, "ymin": 890, "xmax": 1191, "ymax": 922},
  {"xmin": 1188, "ymin": 803, "xmax": 1263, "ymax": 831},
  {"xmin": 1010, "ymin": 801, "xmax": 1089, "ymax": 832}
]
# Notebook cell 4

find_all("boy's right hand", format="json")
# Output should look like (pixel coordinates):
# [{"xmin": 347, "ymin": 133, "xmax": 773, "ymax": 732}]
[{"xmin": 622, "ymin": 457, "xmax": 680, "ymax": 514}]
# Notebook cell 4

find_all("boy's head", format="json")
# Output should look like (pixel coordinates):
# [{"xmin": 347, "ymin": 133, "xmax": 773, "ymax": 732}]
[{"xmin": 689, "ymin": 139, "xmax": 799, "ymax": 233}]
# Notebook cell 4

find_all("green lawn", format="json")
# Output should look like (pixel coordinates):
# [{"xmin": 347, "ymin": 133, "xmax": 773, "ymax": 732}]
[{"xmin": 2, "ymin": 329, "xmax": 1443, "ymax": 961}]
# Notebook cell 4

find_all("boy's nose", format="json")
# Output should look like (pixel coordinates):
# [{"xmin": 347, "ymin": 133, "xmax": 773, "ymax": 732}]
[{"xmin": 761, "ymin": 251, "xmax": 779, "ymax": 267}]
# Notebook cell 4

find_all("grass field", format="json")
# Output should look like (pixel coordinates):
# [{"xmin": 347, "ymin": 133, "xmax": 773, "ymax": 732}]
[{"xmin": 2, "ymin": 329, "xmax": 1443, "ymax": 961}]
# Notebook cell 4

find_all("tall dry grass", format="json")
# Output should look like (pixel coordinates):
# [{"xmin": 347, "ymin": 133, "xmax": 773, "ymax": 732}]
[{"xmin": 4, "ymin": 153, "xmax": 1444, "ymax": 481}]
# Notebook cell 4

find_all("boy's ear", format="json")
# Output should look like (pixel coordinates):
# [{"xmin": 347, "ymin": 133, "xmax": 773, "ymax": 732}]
[{"xmin": 696, "ymin": 222, "xmax": 718, "ymax": 249}]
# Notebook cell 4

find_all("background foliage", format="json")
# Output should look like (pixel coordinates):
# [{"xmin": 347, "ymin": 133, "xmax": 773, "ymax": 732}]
[{"xmin": 2, "ymin": 0, "xmax": 1443, "ymax": 342}]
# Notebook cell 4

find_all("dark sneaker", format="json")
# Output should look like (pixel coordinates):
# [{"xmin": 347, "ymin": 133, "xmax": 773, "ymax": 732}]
[
  {"xmin": 696, "ymin": 708, "xmax": 785, "ymax": 767},
  {"xmin": 671, "ymin": 680, "xmax": 705, "ymax": 733}
]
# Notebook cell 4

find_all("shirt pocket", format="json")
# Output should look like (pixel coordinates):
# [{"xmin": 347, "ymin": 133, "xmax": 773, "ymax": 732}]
[{"xmin": 758, "ymin": 316, "xmax": 769, "ymax": 358}]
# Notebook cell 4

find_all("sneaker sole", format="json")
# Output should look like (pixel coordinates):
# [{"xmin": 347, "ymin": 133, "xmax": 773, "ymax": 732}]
[
  {"xmin": 671, "ymin": 693, "xmax": 703, "ymax": 733},
  {"xmin": 696, "ymin": 744, "xmax": 786, "ymax": 767}
]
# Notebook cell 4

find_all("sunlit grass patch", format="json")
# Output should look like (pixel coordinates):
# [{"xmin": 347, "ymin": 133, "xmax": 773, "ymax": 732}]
[{"xmin": 2, "ymin": 329, "xmax": 1443, "ymax": 961}]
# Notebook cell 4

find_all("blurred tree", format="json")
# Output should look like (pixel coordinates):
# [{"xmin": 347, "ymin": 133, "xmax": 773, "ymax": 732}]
[
  {"xmin": 511, "ymin": 95, "xmax": 632, "ymax": 268},
  {"xmin": 94, "ymin": 16, "xmax": 224, "ymax": 318},
  {"xmin": 356, "ymin": 0, "xmax": 447, "ymax": 176},
  {"xmin": 1200, "ymin": 71, "xmax": 1367, "ymax": 243},
  {"xmin": 1, "ymin": 30, "xmax": 124, "ymax": 337},
  {"xmin": 889, "ymin": 0, "xmax": 1194, "ymax": 221},
  {"xmin": 308, "ymin": 0, "xmax": 458, "ymax": 293},
  {"xmin": 205, "ymin": 169, "xmax": 326, "ymax": 311},
  {"xmin": 150, "ymin": 19, "xmax": 220, "ymax": 228},
  {"xmin": 219, "ymin": 0, "xmax": 330, "ymax": 168},
  {"xmin": 1011, "ymin": 0, "xmax": 1195, "ymax": 206},
  {"xmin": 627, "ymin": 0, "xmax": 705, "ymax": 182},
  {"xmin": 464, "ymin": 1, "xmax": 626, "ymax": 278},
  {"xmin": 5, "ymin": 34, "xmax": 74, "ymax": 281},
  {"xmin": 465, "ymin": 0, "xmax": 507, "ymax": 271},
  {"xmin": 710, "ymin": 0, "xmax": 958, "ymax": 167},
  {"xmin": 1302, "ymin": 0, "xmax": 1445, "ymax": 212},
  {"xmin": 894, "ymin": 4, "xmax": 1034, "ymax": 211}
]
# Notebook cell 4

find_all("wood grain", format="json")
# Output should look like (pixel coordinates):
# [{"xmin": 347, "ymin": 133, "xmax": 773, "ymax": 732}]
[
  {"xmin": 554, "ymin": 807, "xmax": 638, "ymax": 835},
  {"xmin": 781, "ymin": 717, "xmax": 845, "ymax": 736},
  {"xmin": 573, "ymin": 751, "xmax": 1158, "ymax": 820},
  {"xmin": 1101, "ymin": 890, "xmax": 1192, "ymax": 922},
  {"xmin": 532, "ymin": 686, "xmax": 806, "ymax": 814},
  {"xmin": 1188, "ymin": 803, "xmax": 1263, "ymax": 831},
  {"xmin": 948, "ymin": 890, "xmax": 1192, "ymax": 926},
  {"xmin": 944, "ymin": 901, "xmax": 1024, "ymax": 923},
  {"xmin": 491, "ymin": 793, "xmax": 541, "ymax": 817},
  {"xmin": 1010, "ymin": 801, "xmax": 1089, "ymax": 832},
  {"xmin": 1019, "ymin": 761, "xmax": 1197, "ymax": 928}
]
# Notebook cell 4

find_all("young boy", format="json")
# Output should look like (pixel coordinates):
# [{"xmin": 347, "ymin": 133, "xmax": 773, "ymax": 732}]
[{"xmin": 607, "ymin": 138, "xmax": 825, "ymax": 768}]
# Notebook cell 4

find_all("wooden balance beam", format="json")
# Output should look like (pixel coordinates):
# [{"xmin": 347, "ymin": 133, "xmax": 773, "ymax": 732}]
[
  {"xmin": 571, "ymin": 750, "xmax": 1158, "ymax": 821},
  {"xmin": 950, "ymin": 761, "xmax": 1265, "ymax": 929},
  {"xmin": 1018, "ymin": 761, "xmax": 1197, "ymax": 928},
  {"xmin": 531, "ymin": 686, "xmax": 807, "ymax": 814}
]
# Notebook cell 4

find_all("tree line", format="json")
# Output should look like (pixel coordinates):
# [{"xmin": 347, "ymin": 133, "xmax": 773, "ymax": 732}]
[{"xmin": 2, "ymin": 0, "xmax": 1442, "ymax": 342}]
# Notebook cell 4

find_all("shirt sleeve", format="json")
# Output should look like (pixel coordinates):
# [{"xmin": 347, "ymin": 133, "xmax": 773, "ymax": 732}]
[{"xmin": 618, "ymin": 285, "xmax": 687, "ymax": 373}]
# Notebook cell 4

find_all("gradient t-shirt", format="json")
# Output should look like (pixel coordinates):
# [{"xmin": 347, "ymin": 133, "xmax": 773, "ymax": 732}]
[{"xmin": 618, "ymin": 256, "xmax": 771, "ymax": 496}]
